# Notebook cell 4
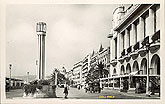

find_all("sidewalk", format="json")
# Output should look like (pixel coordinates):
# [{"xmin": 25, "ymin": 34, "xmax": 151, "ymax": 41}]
[{"xmin": 103, "ymin": 87, "xmax": 160, "ymax": 99}]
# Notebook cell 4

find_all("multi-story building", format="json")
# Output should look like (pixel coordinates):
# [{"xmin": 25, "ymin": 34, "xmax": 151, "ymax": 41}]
[
  {"xmin": 87, "ymin": 45, "xmax": 111, "ymax": 88},
  {"xmin": 90, "ymin": 51, "xmax": 98, "ymax": 71},
  {"xmin": 68, "ymin": 70, "xmax": 73, "ymax": 79},
  {"xmin": 97, "ymin": 45, "xmax": 111, "ymax": 87},
  {"xmin": 72, "ymin": 61, "xmax": 82, "ymax": 87},
  {"xmin": 98, "ymin": 46, "xmax": 111, "ymax": 77},
  {"xmin": 81, "ymin": 54, "xmax": 90, "ymax": 88},
  {"xmin": 108, "ymin": 4, "xmax": 160, "ymax": 94},
  {"xmin": 5, "ymin": 77, "xmax": 24, "ymax": 91}
]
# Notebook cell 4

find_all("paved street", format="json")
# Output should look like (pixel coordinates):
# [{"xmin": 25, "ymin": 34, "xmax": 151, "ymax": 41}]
[
  {"xmin": 6, "ymin": 89, "xmax": 24, "ymax": 99},
  {"xmin": 6, "ymin": 87, "xmax": 159, "ymax": 99}
]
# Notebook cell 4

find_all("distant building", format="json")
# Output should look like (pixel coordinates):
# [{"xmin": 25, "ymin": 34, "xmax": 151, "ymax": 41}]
[
  {"xmin": 98, "ymin": 45, "xmax": 111, "ymax": 77},
  {"xmin": 72, "ymin": 61, "xmax": 82, "ymax": 87},
  {"xmin": 89, "ymin": 45, "xmax": 111, "ymax": 88},
  {"xmin": 97, "ymin": 45, "xmax": 111, "ymax": 87},
  {"xmin": 6, "ymin": 77, "xmax": 24, "ymax": 91},
  {"xmin": 90, "ymin": 50, "xmax": 98, "ymax": 71},
  {"xmin": 68, "ymin": 69, "xmax": 73, "ymax": 84},
  {"xmin": 81, "ymin": 54, "xmax": 90, "ymax": 87},
  {"xmin": 108, "ymin": 4, "xmax": 160, "ymax": 94}
]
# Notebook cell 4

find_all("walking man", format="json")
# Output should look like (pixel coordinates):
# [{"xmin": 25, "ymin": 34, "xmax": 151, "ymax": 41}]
[{"xmin": 63, "ymin": 84, "xmax": 69, "ymax": 98}]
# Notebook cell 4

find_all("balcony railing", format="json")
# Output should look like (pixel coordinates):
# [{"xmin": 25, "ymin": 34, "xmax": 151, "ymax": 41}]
[
  {"xmin": 115, "ymin": 56, "xmax": 117, "ymax": 59},
  {"xmin": 141, "ymin": 36, "xmax": 149, "ymax": 47},
  {"xmin": 127, "ymin": 46, "xmax": 132, "ymax": 54},
  {"xmin": 151, "ymin": 30, "xmax": 160, "ymax": 42},
  {"xmin": 133, "ymin": 42, "xmax": 139, "ymax": 51},
  {"xmin": 121, "ymin": 49, "xmax": 125, "ymax": 56}
]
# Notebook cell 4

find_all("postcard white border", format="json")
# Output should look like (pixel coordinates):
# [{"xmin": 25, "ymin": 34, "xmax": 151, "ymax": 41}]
[{"xmin": 0, "ymin": 0, "xmax": 164, "ymax": 104}]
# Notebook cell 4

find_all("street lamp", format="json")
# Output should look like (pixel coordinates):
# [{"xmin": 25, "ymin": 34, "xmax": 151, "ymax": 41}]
[
  {"xmin": 27, "ymin": 72, "xmax": 29, "ymax": 83},
  {"xmin": 142, "ymin": 36, "xmax": 151, "ymax": 96},
  {"xmin": 9, "ymin": 64, "xmax": 12, "ymax": 89},
  {"xmin": 54, "ymin": 69, "xmax": 58, "ymax": 86}
]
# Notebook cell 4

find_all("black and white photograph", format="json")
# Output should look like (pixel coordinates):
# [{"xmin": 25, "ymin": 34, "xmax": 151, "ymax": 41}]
[{"xmin": 0, "ymin": 0, "xmax": 164, "ymax": 104}]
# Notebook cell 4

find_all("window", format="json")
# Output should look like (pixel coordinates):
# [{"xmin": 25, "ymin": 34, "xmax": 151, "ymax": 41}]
[
  {"xmin": 133, "ymin": 19, "xmax": 139, "ymax": 43},
  {"xmin": 127, "ymin": 26, "xmax": 131, "ymax": 47},
  {"xmin": 114, "ymin": 38, "xmax": 117, "ymax": 59},
  {"xmin": 121, "ymin": 31, "xmax": 125, "ymax": 50}
]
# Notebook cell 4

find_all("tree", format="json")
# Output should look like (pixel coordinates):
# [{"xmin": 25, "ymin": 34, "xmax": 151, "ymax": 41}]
[
  {"xmin": 50, "ymin": 68, "xmax": 59, "ymax": 97},
  {"xmin": 85, "ymin": 62, "xmax": 109, "ymax": 86},
  {"xmin": 96, "ymin": 62, "xmax": 109, "ymax": 78},
  {"xmin": 51, "ymin": 68, "xmax": 66, "ymax": 85}
]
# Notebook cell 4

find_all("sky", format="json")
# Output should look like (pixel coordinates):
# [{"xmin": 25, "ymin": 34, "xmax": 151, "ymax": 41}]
[{"xmin": 6, "ymin": 4, "xmax": 118, "ymax": 77}]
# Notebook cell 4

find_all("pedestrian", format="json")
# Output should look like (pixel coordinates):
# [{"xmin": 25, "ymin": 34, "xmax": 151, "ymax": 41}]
[
  {"xmin": 63, "ymin": 84, "xmax": 69, "ymax": 98},
  {"xmin": 78, "ymin": 85, "xmax": 80, "ymax": 90},
  {"xmin": 23, "ymin": 83, "xmax": 29, "ymax": 97}
]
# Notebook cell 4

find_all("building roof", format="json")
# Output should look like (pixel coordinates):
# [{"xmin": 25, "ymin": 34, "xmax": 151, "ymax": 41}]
[{"xmin": 99, "ymin": 44, "xmax": 104, "ymax": 52}]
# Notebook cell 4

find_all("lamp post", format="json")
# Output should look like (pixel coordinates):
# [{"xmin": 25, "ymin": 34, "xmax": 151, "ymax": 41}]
[
  {"xmin": 52, "ymin": 68, "xmax": 58, "ymax": 97},
  {"xmin": 27, "ymin": 72, "xmax": 29, "ymax": 83},
  {"xmin": 36, "ymin": 60, "xmax": 38, "ymax": 79},
  {"xmin": 9, "ymin": 64, "xmax": 12, "ymax": 89},
  {"xmin": 54, "ymin": 69, "xmax": 58, "ymax": 86},
  {"xmin": 145, "ymin": 41, "xmax": 151, "ymax": 96}
]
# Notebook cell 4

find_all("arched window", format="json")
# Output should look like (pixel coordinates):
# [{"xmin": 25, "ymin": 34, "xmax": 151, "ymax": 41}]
[
  {"xmin": 150, "ymin": 54, "xmax": 160, "ymax": 75},
  {"xmin": 126, "ymin": 64, "xmax": 131, "ymax": 74},
  {"xmin": 113, "ymin": 68, "xmax": 117, "ymax": 75},
  {"xmin": 120, "ymin": 65, "xmax": 125, "ymax": 75},
  {"xmin": 140, "ymin": 58, "xmax": 147, "ymax": 75},
  {"xmin": 133, "ymin": 61, "xmax": 139, "ymax": 74}
]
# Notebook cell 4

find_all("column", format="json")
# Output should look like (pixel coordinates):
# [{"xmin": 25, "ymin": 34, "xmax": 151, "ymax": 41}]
[
  {"xmin": 156, "ymin": 7, "xmax": 160, "ymax": 31},
  {"xmin": 36, "ymin": 22, "xmax": 46, "ymax": 80},
  {"xmin": 147, "ymin": 9, "xmax": 155, "ymax": 36},
  {"xmin": 38, "ymin": 35, "xmax": 42, "ymax": 79},
  {"xmin": 42, "ymin": 35, "xmax": 46, "ymax": 79},
  {"xmin": 120, "ymin": 78, "xmax": 122, "ymax": 90},
  {"xmin": 125, "ymin": 29, "xmax": 130, "ymax": 49},
  {"xmin": 128, "ymin": 76, "xmax": 131, "ymax": 90},
  {"xmin": 130, "ymin": 24, "xmax": 136, "ymax": 46},
  {"xmin": 111, "ymin": 38, "xmax": 115, "ymax": 60},
  {"xmin": 113, "ymin": 78, "xmax": 115, "ymax": 89},
  {"xmin": 119, "ymin": 33, "xmax": 123, "ymax": 57},
  {"xmin": 137, "ymin": 17, "xmax": 145, "ymax": 41},
  {"xmin": 117, "ymin": 33, "xmax": 120, "ymax": 58}
]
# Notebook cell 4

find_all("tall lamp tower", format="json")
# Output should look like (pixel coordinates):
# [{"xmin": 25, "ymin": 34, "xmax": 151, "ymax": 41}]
[{"xmin": 36, "ymin": 22, "xmax": 47, "ymax": 79}]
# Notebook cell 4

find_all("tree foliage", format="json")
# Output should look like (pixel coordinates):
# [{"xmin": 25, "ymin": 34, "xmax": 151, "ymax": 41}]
[
  {"xmin": 85, "ymin": 62, "xmax": 109, "ymax": 84},
  {"xmin": 50, "ymin": 68, "xmax": 67, "ymax": 85}
]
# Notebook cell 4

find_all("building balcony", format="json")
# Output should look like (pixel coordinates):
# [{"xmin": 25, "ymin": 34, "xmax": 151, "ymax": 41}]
[
  {"xmin": 138, "ymin": 47, "xmax": 147, "ymax": 57},
  {"xmin": 133, "ymin": 41, "xmax": 140, "ymax": 51},
  {"xmin": 110, "ymin": 58, "xmax": 117, "ymax": 67},
  {"xmin": 150, "ymin": 30, "xmax": 160, "ymax": 53},
  {"xmin": 127, "ymin": 46, "xmax": 132, "ymax": 54},
  {"xmin": 130, "ymin": 42, "xmax": 140, "ymax": 60},
  {"xmin": 124, "ymin": 54, "xmax": 131, "ymax": 62},
  {"xmin": 118, "ymin": 56, "xmax": 124, "ymax": 64},
  {"xmin": 123, "ymin": 46, "xmax": 132, "ymax": 62},
  {"xmin": 121, "ymin": 49, "xmax": 125, "ymax": 56},
  {"xmin": 151, "ymin": 30, "xmax": 160, "ymax": 43},
  {"xmin": 141, "ymin": 36, "xmax": 149, "ymax": 47},
  {"xmin": 112, "ymin": 74, "xmax": 118, "ymax": 77}
]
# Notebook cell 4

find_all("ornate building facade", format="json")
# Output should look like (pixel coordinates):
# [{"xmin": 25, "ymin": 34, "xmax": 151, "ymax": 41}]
[{"xmin": 108, "ymin": 4, "xmax": 160, "ymax": 94}]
